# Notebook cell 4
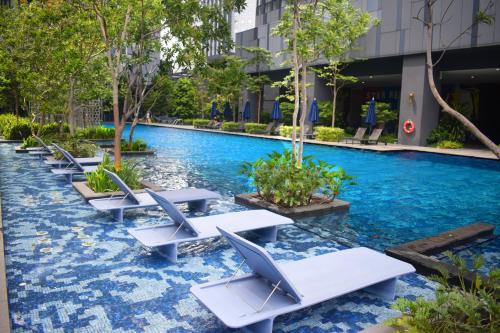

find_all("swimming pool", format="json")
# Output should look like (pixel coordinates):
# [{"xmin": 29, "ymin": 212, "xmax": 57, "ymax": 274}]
[{"xmin": 120, "ymin": 124, "xmax": 500, "ymax": 251}]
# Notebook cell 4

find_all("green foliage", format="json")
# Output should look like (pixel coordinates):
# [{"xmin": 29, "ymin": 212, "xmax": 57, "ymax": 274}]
[
  {"xmin": 193, "ymin": 119, "xmax": 210, "ymax": 127},
  {"xmin": 380, "ymin": 133, "xmax": 398, "ymax": 144},
  {"xmin": 182, "ymin": 118, "xmax": 195, "ymax": 125},
  {"xmin": 53, "ymin": 139, "xmax": 97, "ymax": 159},
  {"xmin": 361, "ymin": 101, "xmax": 398, "ymax": 123},
  {"xmin": 0, "ymin": 114, "xmax": 33, "ymax": 140},
  {"xmin": 315, "ymin": 127, "xmax": 345, "ymax": 142},
  {"xmin": 221, "ymin": 122, "xmax": 241, "ymax": 132},
  {"xmin": 240, "ymin": 150, "xmax": 354, "ymax": 207},
  {"xmin": 40, "ymin": 122, "xmax": 69, "ymax": 136},
  {"xmin": 244, "ymin": 123, "xmax": 268, "ymax": 134},
  {"xmin": 169, "ymin": 77, "xmax": 200, "ymax": 119},
  {"xmin": 427, "ymin": 102, "xmax": 469, "ymax": 145},
  {"xmin": 86, "ymin": 154, "xmax": 141, "ymax": 192},
  {"xmin": 21, "ymin": 136, "xmax": 41, "ymax": 148},
  {"xmin": 279, "ymin": 126, "xmax": 300, "ymax": 138},
  {"xmin": 121, "ymin": 139, "xmax": 148, "ymax": 152},
  {"xmin": 76, "ymin": 126, "xmax": 115, "ymax": 140},
  {"xmin": 435, "ymin": 140, "xmax": 464, "ymax": 149},
  {"xmin": 142, "ymin": 73, "xmax": 174, "ymax": 116},
  {"xmin": 387, "ymin": 252, "xmax": 500, "ymax": 333}
]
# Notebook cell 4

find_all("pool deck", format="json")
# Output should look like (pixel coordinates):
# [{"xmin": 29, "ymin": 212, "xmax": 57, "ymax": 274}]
[{"xmin": 143, "ymin": 123, "xmax": 499, "ymax": 160}]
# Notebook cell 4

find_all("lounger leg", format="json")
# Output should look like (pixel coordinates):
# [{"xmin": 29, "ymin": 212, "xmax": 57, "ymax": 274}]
[
  {"xmin": 111, "ymin": 209, "xmax": 124, "ymax": 223},
  {"xmin": 156, "ymin": 244, "xmax": 178, "ymax": 263},
  {"xmin": 188, "ymin": 199, "xmax": 208, "ymax": 212},
  {"xmin": 245, "ymin": 318, "xmax": 274, "ymax": 333},
  {"xmin": 255, "ymin": 226, "xmax": 278, "ymax": 242},
  {"xmin": 364, "ymin": 277, "xmax": 397, "ymax": 301}
]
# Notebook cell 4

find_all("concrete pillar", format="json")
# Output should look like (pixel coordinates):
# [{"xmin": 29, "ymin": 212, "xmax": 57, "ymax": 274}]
[{"xmin": 398, "ymin": 54, "xmax": 439, "ymax": 146}]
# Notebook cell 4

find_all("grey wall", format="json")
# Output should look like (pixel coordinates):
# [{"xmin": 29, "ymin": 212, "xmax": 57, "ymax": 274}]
[{"xmin": 237, "ymin": 0, "xmax": 500, "ymax": 72}]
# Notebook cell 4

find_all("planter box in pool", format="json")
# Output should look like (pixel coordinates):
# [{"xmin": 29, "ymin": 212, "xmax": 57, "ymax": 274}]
[
  {"xmin": 235, "ymin": 192, "xmax": 350, "ymax": 218},
  {"xmin": 107, "ymin": 149, "xmax": 155, "ymax": 156},
  {"xmin": 73, "ymin": 181, "xmax": 163, "ymax": 201}
]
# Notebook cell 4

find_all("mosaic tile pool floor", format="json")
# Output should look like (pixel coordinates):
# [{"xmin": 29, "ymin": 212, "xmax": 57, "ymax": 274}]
[{"xmin": 0, "ymin": 144, "xmax": 437, "ymax": 332}]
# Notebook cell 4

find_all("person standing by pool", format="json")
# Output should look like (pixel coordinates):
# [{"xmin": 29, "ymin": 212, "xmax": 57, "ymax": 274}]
[{"xmin": 146, "ymin": 110, "xmax": 152, "ymax": 124}]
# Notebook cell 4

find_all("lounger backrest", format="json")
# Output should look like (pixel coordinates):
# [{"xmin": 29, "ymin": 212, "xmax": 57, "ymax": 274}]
[
  {"xmin": 265, "ymin": 122, "xmax": 274, "ymax": 132},
  {"xmin": 104, "ymin": 170, "xmax": 141, "ymax": 205},
  {"xmin": 354, "ymin": 127, "xmax": 367, "ymax": 139},
  {"xmin": 368, "ymin": 128, "xmax": 383, "ymax": 140},
  {"xmin": 33, "ymin": 135, "xmax": 51, "ymax": 151},
  {"xmin": 52, "ymin": 144, "xmax": 85, "ymax": 171},
  {"xmin": 217, "ymin": 226, "xmax": 303, "ymax": 303},
  {"xmin": 145, "ymin": 189, "xmax": 199, "ymax": 236}
]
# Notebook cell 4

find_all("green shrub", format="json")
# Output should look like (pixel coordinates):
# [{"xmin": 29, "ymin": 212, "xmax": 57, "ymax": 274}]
[
  {"xmin": 244, "ymin": 123, "xmax": 268, "ymax": 134},
  {"xmin": 221, "ymin": 121, "xmax": 241, "ymax": 132},
  {"xmin": 121, "ymin": 139, "xmax": 148, "ymax": 152},
  {"xmin": 0, "ymin": 114, "xmax": 33, "ymax": 140},
  {"xmin": 53, "ymin": 139, "xmax": 97, "ymax": 159},
  {"xmin": 315, "ymin": 127, "xmax": 345, "ymax": 142},
  {"xmin": 21, "ymin": 136, "xmax": 41, "ymax": 148},
  {"xmin": 361, "ymin": 101, "xmax": 398, "ymax": 124},
  {"xmin": 40, "ymin": 122, "xmax": 69, "ymax": 136},
  {"xmin": 427, "ymin": 101, "xmax": 469, "ymax": 145},
  {"xmin": 260, "ymin": 112, "xmax": 271, "ymax": 124},
  {"xmin": 76, "ymin": 126, "xmax": 115, "ymax": 140},
  {"xmin": 86, "ymin": 154, "xmax": 141, "ymax": 192},
  {"xmin": 279, "ymin": 125, "xmax": 300, "ymax": 137},
  {"xmin": 386, "ymin": 252, "xmax": 500, "ymax": 333},
  {"xmin": 193, "ymin": 119, "xmax": 210, "ymax": 127},
  {"xmin": 435, "ymin": 140, "xmax": 464, "ymax": 149},
  {"xmin": 182, "ymin": 118, "xmax": 195, "ymax": 125},
  {"xmin": 380, "ymin": 133, "xmax": 398, "ymax": 144},
  {"xmin": 240, "ymin": 150, "xmax": 354, "ymax": 208}
]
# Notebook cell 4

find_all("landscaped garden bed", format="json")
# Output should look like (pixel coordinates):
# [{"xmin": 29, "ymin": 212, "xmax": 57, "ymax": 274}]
[
  {"xmin": 72, "ymin": 180, "xmax": 162, "ymax": 201},
  {"xmin": 107, "ymin": 139, "xmax": 155, "ymax": 156}
]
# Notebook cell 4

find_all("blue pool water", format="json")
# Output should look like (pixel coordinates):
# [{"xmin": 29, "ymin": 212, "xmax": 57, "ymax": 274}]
[
  {"xmin": 121, "ymin": 124, "xmax": 500, "ymax": 250},
  {"xmin": 0, "ymin": 143, "xmax": 436, "ymax": 332}
]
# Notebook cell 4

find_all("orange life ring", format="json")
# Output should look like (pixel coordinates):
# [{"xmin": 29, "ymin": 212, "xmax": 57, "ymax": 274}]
[{"xmin": 403, "ymin": 120, "xmax": 415, "ymax": 134}]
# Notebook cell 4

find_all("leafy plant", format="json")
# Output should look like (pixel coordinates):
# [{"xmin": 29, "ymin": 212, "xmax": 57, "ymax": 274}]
[
  {"xmin": 427, "ymin": 102, "xmax": 470, "ymax": 146},
  {"xmin": 53, "ymin": 139, "xmax": 97, "ymax": 159},
  {"xmin": 76, "ymin": 126, "xmax": 115, "ymax": 140},
  {"xmin": 169, "ymin": 77, "xmax": 200, "ymax": 119},
  {"xmin": 40, "ymin": 122, "xmax": 69, "ymax": 136},
  {"xmin": 121, "ymin": 139, "xmax": 148, "ymax": 152},
  {"xmin": 361, "ymin": 101, "xmax": 398, "ymax": 124},
  {"xmin": 86, "ymin": 154, "xmax": 142, "ymax": 192},
  {"xmin": 279, "ymin": 126, "xmax": 300, "ymax": 138},
  {"xmin": 240, "ymin": 150, "xmax": 354, "ymax": 208},
  {"xmin": 244, "ymin": 123, "xmax": 268, "ymax": 134},
  {"xmin": 21, "ymin": 136, "xmax": 41, "ymax": 148},
  {"xmin": 387, "ymin": 252, "xmax": 500, "ymax": 333},
  {"xmin": 182, "ymin": 118, "xmax": 195, "ymax": 125},
  {"xmin": 221, "ymin": 122, "xmax": 241, "ymax": 132},
  {"xmin": 435, "ymin": 140, "xmax": 464, "ymax": 149},
  {"xmin": 315, "ymin": 127, "xmax": 345, "ymax": 142},
  {"xmin": 193, "ymin": 119, "xmax": 210, "ymax": 127},
  {"xmin": 381, "ymin": 133, "xmax": 398, "ymax": 144},
  {"xmin": 0, "ymin": 114, "xmax": 33, "ymax": 140}
]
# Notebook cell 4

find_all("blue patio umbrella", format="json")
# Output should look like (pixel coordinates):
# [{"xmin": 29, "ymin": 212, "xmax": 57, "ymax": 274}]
[
  {"xmin": 271, "ymin": 100, "xmax": 282, "ymax": 120},
  {"xmin": 308, "ymin": 98, "xmax": 319, "ymax": 123},
  {"xmin": 210, "ymin": 102, "xmax": 218, "ymax": 119},
  {"xmin": 243, "ymin": 101, "xmax": 251, "ymax": 120},
  {"xmin": 365, "ymin": 97, "xmax": 377, "ymax": 128},
  {"xmin": 223, "ymin": 102, "xmax": 232, "ymax": 121}
]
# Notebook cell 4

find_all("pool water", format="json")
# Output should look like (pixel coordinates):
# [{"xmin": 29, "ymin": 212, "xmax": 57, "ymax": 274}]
[{"xmin": 121, "ymin": 124, "xmax": 500, "ymax": 251}]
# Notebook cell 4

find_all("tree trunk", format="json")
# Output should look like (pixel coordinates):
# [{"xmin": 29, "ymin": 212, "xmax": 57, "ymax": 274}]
[
  {"xmin": 37, "ymin": 110, "xmax": 45, "ymax": 136},
  {"xmin": 257, "ymin": 90, "xmax": 262, "ymax": 123},
  {"xmin": 331, "ymin": 79, "xmax": 337, "ymax": 128},
  {"xmin": 12, "ymin": 84, "xmax": 20, "ymax": 117},
  {"xmin": 291, "ymin": 2, "xmax": 300, "ymax": 163},
  {"xmin": 112, "ymin": 71, "xmax": 122, "ymax": 169},
  {"xmin": 425, "ymin": 2, "xmax": 500, "ymax": 159},
  {"xmin": 298, "ymin": 63, "xmax": 308, "ymax": 166},
  {"xmin": 67, "ymin": 77, "xmax": 76, "ymax": 136},
  {"xmin": 128, "ymin": 111, "xmax": 139, "ymax": 148}
]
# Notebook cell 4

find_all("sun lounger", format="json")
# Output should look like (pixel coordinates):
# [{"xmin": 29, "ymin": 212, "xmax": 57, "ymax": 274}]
[
  {"xmin": 50, "ymin": 144, "xmax": 98, "ymax": 183},
  {"xmin": 89, "ymin": 170, "xmax": 221, "ymax": 223},
  {"xmin": 44, "ymin": 156, "xmax": 103, "ymax": 168},
  {"xmin": 362, "ymin": 128, "xmax": 383, "ymax": 145},
  {"xmin": 191, "ymin": 227, "xmax": 415, "ymax": 333},
  {"xmin": 26, "ymin": 135, "xmax": 54, "ymax": 158},
  {"xmin": 345, "ymin": 127, "xmax": 367, "ymax": 144},
  {"xmin": 128, "ymin": 190, "xmax": 293, "ymax": 263}
]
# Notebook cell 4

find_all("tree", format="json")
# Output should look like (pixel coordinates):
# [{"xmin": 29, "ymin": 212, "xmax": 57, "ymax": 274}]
[
  {"xmin": 240, "ymin": 46, "xmax": 272, "ymax": 123},
  {"xmin": 419, "ymin": 0, "xmax": 499, "ymax": 159},
  {"xmin": 170, "ymin": 77, "xmax": 199, "ymax": 119}
]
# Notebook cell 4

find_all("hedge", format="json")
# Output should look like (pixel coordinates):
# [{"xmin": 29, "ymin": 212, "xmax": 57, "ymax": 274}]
[
  {"xmin": 0, "ymin": 114, "xmax": 33, "ymax": 140},
  {"xmin": 315, "ymin": 127, "xmax": 345, "ymax": 142},
  {"xmin": 221, "ymin": 122, "xmax": 241, "ymax": 132},
  {"xmin": 76, "ymin": 126, "xmax": 115, "ymax": 140},
  {"xmin": 279, "ymin": 125, "xmax": 300, "ymax": 138},
  {"xmin": 435, "ymin": 140, "xmax": 464, "ymax": 149},
  {"xmin": 244, "ymin": 123, "xmax": 268, "ymax": 134},
  {"xmin": 193, "ymin": 119, "xmax": 210, "ymax": 127}
]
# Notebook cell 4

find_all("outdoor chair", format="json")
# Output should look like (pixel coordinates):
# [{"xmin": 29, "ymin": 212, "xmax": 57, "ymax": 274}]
[
  {"xmin": 191, "ymin": 227, "xmax": 416, "ymax": 333},
  {"xmin": 127, "ymin": 189, "xmax": 293, "ymax": 263},
  {"xmin": 345, "ymin": 127, "xmax": 367, "ymax": 144},
  {"xmin": 88, "ymin": 170, "xmax": 221, "ymax": 223},
  {"xmin": 304, "ymin": 123, "xmax": 315, "ymax": 139},
  {"xmin": 27, "ymin": 135, "xmax": 54, "ymax": 159},
  {"xmin": 50, "ymin": 144, "xmax": 98, "ymax": 183},
  {"xmin": 362, "ymin": 128, "xmax": 383, "ymax": 145}
]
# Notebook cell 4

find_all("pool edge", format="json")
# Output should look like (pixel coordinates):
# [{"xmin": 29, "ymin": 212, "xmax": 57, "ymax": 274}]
[{"xmin": 0, "ymin": 193, "xmax": 12, "ymax": 333}]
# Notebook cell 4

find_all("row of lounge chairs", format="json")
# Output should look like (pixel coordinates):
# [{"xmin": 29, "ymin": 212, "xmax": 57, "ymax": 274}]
[
  {"xmin": 153, "ymin": 115, "xmax": 183, "ymax": 125},
  {"xmin": 27, "ymin": 135, "xmax": 415, "ymax": 333}
]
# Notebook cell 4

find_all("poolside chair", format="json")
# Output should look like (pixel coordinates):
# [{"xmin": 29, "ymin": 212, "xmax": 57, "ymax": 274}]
[
  {"xmin": 304, "ymin": 123, "xmax": 315, "ymax": 139},
  {"xmin": 50, "ymin": 144, "xmax": 98, "ymax": 183},
  {"xmin": 345, "ymin": 127, "xmax": 367, "ymax": 144},
  {"xmin": 362, "ymin": 128, "xmax": 383, "ymax": 145},
  {"xmin": 88, "ymin": 170, "xmax": 222, "ymax": 223},
  {"xmin": 44, "ymin": 142, "xmax": 102, "ymax": 168},
  {"xmin": 191, "ymin": 227, "xmax": 416, "ymax": 333},
  {"xmin": 27, "ymin": 135, "xmax": 53, "ymax": 158},
  {"xmin": 127, "ymin": 189, "xmax": 293, "ymax": 263}
]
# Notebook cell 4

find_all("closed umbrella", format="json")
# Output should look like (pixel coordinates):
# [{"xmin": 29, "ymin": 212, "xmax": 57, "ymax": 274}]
[
  {"xmin": 308, "ymin": 98, "xmax": 319, "ymax": 123},
  {"xmin": 365, "ymin": 97, "xmax": 377, "ymax": 130},
  {"xmin": 210, "ymin": 102, "xmax": 218, "ymax": 119},
  {"xmin": 271, "ymin": 100, "xmax": 281, "ymax": 121},
  {"xmin": 223, "ymin": 102, "xmax": 232, "ymax": 121},
  {"xmin": 243, "ymin": 101, "xmax": 251, "ymax": 120}
]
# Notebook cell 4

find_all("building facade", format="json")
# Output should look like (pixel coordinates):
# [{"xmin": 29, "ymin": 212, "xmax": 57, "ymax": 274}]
[{"xmin": 235, "ymin": 0, "xmax": 500, "ymax": 145}]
